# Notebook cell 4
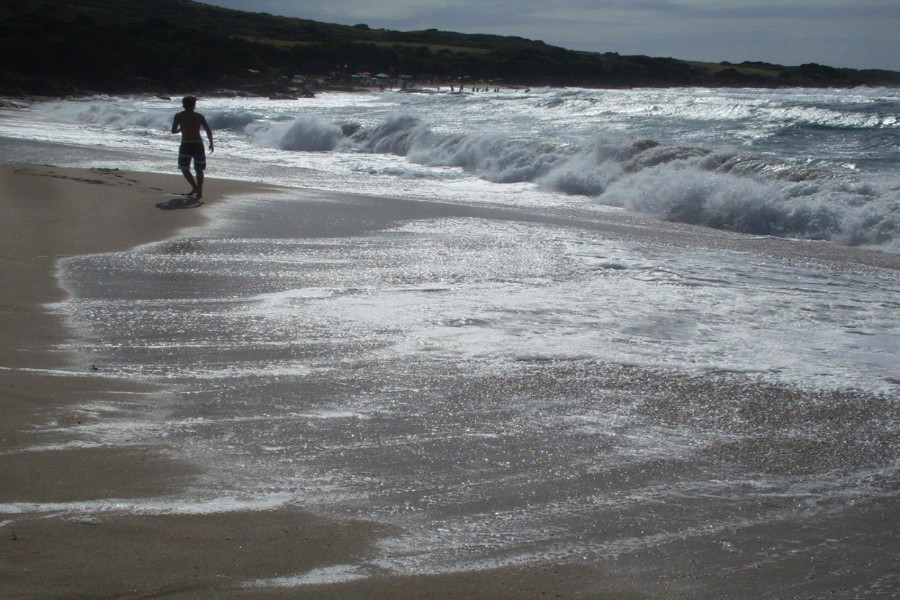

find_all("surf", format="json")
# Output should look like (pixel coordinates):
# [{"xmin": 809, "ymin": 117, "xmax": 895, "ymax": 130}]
[{"xmin": 15, "ymin": 87, "xmax": 900, "ymax": 252}]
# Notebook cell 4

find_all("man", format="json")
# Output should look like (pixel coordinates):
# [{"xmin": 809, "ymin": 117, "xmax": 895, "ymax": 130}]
[{"xmin": 172, "ymin": 96, "xmax": 214, "ymax": 198}]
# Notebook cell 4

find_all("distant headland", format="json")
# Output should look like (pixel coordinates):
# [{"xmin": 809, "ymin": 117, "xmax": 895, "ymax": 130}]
[{"xmin": 3, "ymin": 0, "xmax": 899, "ymax": 98}]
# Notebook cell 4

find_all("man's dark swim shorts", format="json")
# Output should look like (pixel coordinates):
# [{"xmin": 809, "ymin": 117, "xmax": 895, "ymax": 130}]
[{"xmin": 178, "ymin": 141, "xmax": 206, "ymax": 171}]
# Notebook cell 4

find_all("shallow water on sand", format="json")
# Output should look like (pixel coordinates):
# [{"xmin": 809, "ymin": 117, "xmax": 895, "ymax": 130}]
[{"xmin": 35, "ymin": 190, "xmax": 900, "ymax": 595}]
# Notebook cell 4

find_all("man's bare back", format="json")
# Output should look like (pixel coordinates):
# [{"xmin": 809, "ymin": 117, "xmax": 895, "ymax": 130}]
[
  {"xmin": 172, "ymin": 96, "xmax": 214, "ymax": 199},
  {"xmin": 172, "ymin": 109, "xmax": 213, "ymax": 144}
]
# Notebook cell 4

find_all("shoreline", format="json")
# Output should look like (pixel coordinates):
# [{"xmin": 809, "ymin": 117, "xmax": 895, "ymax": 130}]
[
  {"xmin": 0, "ymin": 164, "xmax": 631, "ymax": 599},
  {"xmin": 0, "ymin": 165, "xmax": 387, "ymax": 598},
  {"xmin": 2, "ymin": 162, "xmax": 898, "ymax": 599}
]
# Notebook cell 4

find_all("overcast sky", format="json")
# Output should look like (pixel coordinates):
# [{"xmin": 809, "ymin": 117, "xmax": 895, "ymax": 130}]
[{"xmin": 197, "ymin": 0, "xmax": 900, "ymax": 71}]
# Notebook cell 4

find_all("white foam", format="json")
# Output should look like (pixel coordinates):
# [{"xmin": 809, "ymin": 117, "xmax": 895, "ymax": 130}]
[
  {"xmin": 245, "ymin": 564, "xmax": 370, "ymax": 588},
  {"xmin": 0, "ymin": 494, "xmax": 295, "ymax": 518},
  {"xmin": 15, "ymin": 89, "xmax": 898, "ymax": 250},
  {"xmin": 0, "ymin": 365, "xmax": 108, "ymax": 378}
]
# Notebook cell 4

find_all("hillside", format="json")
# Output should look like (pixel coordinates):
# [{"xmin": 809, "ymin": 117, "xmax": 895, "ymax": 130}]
[{"xmin": 2, "ymin": 0, "xmax": 899, "ymax": 96}]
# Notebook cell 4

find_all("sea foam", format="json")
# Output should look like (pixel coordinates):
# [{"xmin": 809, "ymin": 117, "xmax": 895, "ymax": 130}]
[{"xmin": 22, "ymin": 88, "xmax": 900, "ymax": 251}]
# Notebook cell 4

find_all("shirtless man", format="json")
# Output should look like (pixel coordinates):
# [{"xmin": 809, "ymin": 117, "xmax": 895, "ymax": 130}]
[{"xmin": 171, "ymin": 96, "xmax": 214, "ymax": 198}]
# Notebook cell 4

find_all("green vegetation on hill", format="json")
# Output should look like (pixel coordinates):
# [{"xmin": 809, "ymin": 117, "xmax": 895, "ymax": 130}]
[{"xmin": 2, "ymin": 0, "xmax": 898, "ymax": 96}]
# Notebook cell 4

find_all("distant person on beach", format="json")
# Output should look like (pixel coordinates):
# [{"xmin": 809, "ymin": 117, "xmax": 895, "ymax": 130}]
[{"xmin": 171, "ymin": 96, "xmax": 214, "ymax": 199}]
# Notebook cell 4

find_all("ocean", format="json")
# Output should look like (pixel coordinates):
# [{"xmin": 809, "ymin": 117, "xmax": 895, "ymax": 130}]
[{"xmin": 2, "ymin": 87, "xmax": 899, "ymax": 596}]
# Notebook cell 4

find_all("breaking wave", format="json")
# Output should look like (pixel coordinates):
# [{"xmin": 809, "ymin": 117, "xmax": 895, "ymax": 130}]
[
  {"xmin": 32, "ymin": 93, "xmax": 900, "ymax": 252},
  {"xmin": 247, "ymin": 115, "xmax": 343, "ymax": 151},
  {"xmin": 245, "ymin": 111, "xmax": 900, "ymax": 250}
]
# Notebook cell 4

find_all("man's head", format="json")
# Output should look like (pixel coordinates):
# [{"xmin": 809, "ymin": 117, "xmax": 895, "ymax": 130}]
[{"xmin": 182, "ymin": 96, "xmax": 197, "ymax": 110}]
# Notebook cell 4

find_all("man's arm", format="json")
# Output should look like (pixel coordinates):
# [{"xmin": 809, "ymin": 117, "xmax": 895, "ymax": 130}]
[
  {"xmin": 201, "ymin": 116, "xmax": 214, "ymax": 152},
  {"xmin": 171, "ymin": 113, "xmax": 182, "ymax": 134}
]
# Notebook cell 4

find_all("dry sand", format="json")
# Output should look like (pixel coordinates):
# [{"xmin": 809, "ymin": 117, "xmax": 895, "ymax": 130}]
[{"xmin": 0, "ymin": 165, "xmax": 640, "ymax": 599}]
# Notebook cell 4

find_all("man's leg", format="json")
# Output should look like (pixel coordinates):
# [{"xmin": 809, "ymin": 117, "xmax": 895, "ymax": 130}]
[
  {"xmin": 196, "ymin": 169, "xmax": 204, "ymax": 198},
  {"xmin": 180, "ymin": 168, "xmax": 199, "ymax": 195},
  {"xmin": 194, "ymin": 151, "xmax": 207, "ymax": 198}
]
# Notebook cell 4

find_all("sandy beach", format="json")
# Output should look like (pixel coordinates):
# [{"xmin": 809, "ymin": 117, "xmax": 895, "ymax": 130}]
[
  {"xmin": 1, "ymin": 162, "xmax": 897, "ymax": 599},
  {"xmin": 0, "ymin": 164, "xmax": 639, "ymax": 599}
]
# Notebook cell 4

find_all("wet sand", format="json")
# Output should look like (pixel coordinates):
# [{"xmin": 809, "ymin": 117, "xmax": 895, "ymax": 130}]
[
  {"xmin": 2, "ymin": 164, "xmax": 898, "ymax": 599},
  {"xmin": 0, "ymin": 165, "xmax": 641, "ymax": 599}
]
